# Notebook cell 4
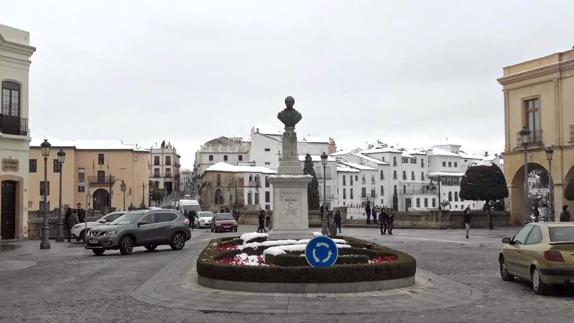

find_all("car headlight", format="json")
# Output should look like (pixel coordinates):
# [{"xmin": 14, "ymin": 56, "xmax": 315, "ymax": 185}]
[{"xmin": 103, "ymin": 231, "xmax": 118, "ymax": 237}]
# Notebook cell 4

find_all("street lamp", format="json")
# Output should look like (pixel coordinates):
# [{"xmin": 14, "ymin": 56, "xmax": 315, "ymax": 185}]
[
  {"xmin": 545, "ymin": 147, "xmax": 554, "ymax": 221},
  {"xmin": 120, "ymin": 180, "xmax": 127, "ymax": 211},
  {"xmin": 320, "ymin": 152, "xmax": 329, "ymax": 235},
  {"xmin": 56, "ymin": 149, "xmax": 66, "ymax": 242},
  {"xmin": 519, "ymin": 126, "xmax": 531, "ymax": 223},
  {"xmin": 40, "ymin": 139, "xmax": 51, "ymax": 249}
]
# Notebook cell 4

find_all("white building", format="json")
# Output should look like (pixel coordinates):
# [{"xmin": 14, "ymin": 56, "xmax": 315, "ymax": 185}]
[
  {"xmin": 194, "ymin": 136, "xmax": 251, "ymax": 175},
  {"xmin": 149, "ymin": 141, "xmax": 181, "ymax": 196},
  {"xmin": 0, "ymin": 24, "xmax": 35, "ymax": 239}
]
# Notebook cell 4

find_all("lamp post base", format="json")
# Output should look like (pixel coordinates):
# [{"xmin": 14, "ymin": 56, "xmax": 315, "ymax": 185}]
[
  {"xmin": 56, "ymin": 222, "xmax": 64, "ymax": 242},
  {"xmin": 40, "ymin": 241, "xmax": 51, "ymax": 249}
]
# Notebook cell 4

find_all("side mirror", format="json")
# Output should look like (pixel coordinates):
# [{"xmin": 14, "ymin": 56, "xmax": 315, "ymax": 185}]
[
  {"xmin": 502, "ymin": 237, "xmax": 512, "ymax": 244},
  {"xmin": 98, "ymin": 219, "xmax": 107, "ymax": 223}
]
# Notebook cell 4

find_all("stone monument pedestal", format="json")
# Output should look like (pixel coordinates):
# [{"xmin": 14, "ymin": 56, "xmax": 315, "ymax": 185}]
[{"xmin": 268, "ymin": 174, "xmax": 313, "ymax": 240}]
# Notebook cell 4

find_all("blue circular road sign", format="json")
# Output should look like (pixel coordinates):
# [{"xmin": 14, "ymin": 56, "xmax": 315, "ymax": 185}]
[{"xmin": 305, "ymin": 236, "xmax": 338, "ymax": 268}]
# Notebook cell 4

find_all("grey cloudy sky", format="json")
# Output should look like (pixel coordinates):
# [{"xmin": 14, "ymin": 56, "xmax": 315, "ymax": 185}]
[{"xmin": 2, "ymin": 0, "xmax": 574, "ymax": 168}]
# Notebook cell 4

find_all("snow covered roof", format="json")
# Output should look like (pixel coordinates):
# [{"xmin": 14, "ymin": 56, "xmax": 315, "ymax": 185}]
[
  {"xmin": 340, "ymin": 161, "xmax": 377, "ymax": 171},
  {"xmin": 297, "ymin": 154, "xmax": 336, "ymax": 162},
  {"xmin": 401, "ymin": 152, "xmax": 414, "ymax": 158},
  {"xmin": 253, "ymin": 126, "xmax": 282, "ymax": 136},
  {"xmin": 30, "ymin": 137, "xmax": 147, "ymax": 152},
  {"xmin": 428, "ymin": 171, "xmax": 466, "ymax": 177},
  {"xmin": 205, "ymin": 162, "xmax": 277, "ymax": 174},
  {"xmin": 427, "ymin": 147, "xmax": 460, "ymax": 157},
  {"xmin": 300, "ymin": 136, "xmax": 330, "ymax": 143},
  {"xmin": 459, "ymin": 152, "xmax": 483, "ymax": 160},
  {"xmin": 351, "ymin": 153, "xmax": 388, "ymax": 165},
  {"xmin": 407, "ymin": 149, "xmax": 427, "ymax": 155},
  {"xmin": 361, "ymin": 147, "xmax": 403, "ymax": 154},
  {"xmin": 336, "ymin": 164, "xmax": 360, "ymax": 173},
  {"xmin": 330, "ymin": 147, "xmax": 361, "ymax": 156}
]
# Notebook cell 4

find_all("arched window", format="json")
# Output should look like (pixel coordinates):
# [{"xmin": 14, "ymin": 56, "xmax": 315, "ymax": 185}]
[{"xmin": 2, "ymin": 81, "xmax": 20, "ymax": 117}]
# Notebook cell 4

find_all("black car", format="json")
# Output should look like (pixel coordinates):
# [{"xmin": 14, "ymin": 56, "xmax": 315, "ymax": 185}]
[{"xmin": 85, "ymin": 209, "xmax": 191, "ymax": 256}]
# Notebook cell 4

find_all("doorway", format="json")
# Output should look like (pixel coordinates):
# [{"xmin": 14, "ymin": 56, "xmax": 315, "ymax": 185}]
[
  {"xmin": 93, "ymin": 189, "xmax": 110, "ymax": 212},
  {"xmin": 1, "ymin": 181, "xmax": 17, "ymax": 239}
]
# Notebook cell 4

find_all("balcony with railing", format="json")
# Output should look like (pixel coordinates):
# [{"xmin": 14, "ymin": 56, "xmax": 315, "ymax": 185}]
[
  {"xmin": 516, "ymin": 129, "xmax": 543, "ymax": 147},
  {"xmin": 570, "ymin": 125, "xmax": 574, "ymax": 143},
  {"xmin": 0, "ymin": 114, "xmax": 28, "ymax": 136},
  {"xmin": 88, "ymin": 175, "xmax": 115, "ymax": 185}
]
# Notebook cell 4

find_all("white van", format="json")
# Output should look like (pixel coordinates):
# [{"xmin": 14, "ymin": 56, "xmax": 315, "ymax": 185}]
[{"xmin": 176, "ymin": 199, "xmax": 201, "ymax": 215}]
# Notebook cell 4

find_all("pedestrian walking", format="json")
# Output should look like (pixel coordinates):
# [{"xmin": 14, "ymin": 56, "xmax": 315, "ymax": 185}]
[
  {"xmin": 257, "ymin": 210, "xmax": 267, "ymax": 233},
  {"xmin": 76, "ymin": 203, "xmax": 86, "ymax": 223},
  {"xmin": 387, "ymin": 209, "xmax": 395, "ymax": 235},
  {"xmin": 265, "ymin": 212, "xmax": 271, "ymax": 230},
  {"xmin": 560, "ymin": 205, "xmax": 571, "ymax": 222},
  {"xmin": 463, "ymin": 206, "xmax": 472, "ymax": 239},
  {"xmin": 64, "ymin": 207, "xmax": 78, "ymax": 242},
  {"xmin": 379, "ymin": 209, "xmax": 388, "ymax": 235},
  {"xmin": 334, "ymin": 209, "xmax": 342, "ymax": 233},
  {"xmin": 532, "ymin": 201, "xmax": 540, "ymax": 222},
  {"xmin": 365, "ymin": 200, "xmax": 371, "ymax": 225}
]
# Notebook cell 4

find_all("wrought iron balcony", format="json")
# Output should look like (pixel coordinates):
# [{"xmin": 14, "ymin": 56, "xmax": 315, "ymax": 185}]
[
  {"xmin": 516, "ymin": 129, "xmax": 543, "ymax": 147},
  {"xmin": 88, "ymin": 175, "xmax": 115, "ymax": 185},
  {"xmin": 0, "ymin": 114, "xmax": 28, "ymax": 136}
]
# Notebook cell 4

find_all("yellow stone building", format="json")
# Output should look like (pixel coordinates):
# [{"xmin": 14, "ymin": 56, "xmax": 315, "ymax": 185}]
[
  {"xmin": 498, "ymin": 48, "xmax": 574, "ymax": 224},
  {"xmin": 29, "ymin": 139, "xmax": 150, "ymax": 214}
]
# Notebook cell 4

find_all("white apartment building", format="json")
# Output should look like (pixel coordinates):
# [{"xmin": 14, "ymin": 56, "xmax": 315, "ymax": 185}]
[
  {"xmin": 149, "ymin": 141, "xmax": 181, "ymax": 195},
  {"xmin": 0, "ymin": 24, "xmax": 35, "ymax": 239},
  {"xmin": 194, "ymin": 136, "xmax": 251, "ymax": 175}
]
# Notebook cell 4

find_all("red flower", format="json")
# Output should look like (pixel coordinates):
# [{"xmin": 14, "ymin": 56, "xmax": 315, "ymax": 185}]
[{"xmin": 371, "ymin": 255, "xmax": 397, "ymax": 264}]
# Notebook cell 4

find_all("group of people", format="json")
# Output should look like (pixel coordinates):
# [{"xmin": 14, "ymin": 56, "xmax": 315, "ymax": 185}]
[
  {"xmin": 64, "ymin": 203, "xmax": 86, "ymax": 242},
  {"xmin": 530, "ymin": 201, "xmax": 572, "ymax": 223},
  {"xmin": 364, "ymin": 201, "xmax": 395, "ymax": 235}
]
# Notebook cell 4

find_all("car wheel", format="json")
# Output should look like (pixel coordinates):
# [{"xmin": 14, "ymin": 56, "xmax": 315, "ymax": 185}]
[
  {"xmin": 499, "ymin": 257, "xmax": 514, "ymax": 281},
  {"xmin": 92, "ymin": 248, "xmax": 105, "ymax": 256},
  {"xmin": 170, "ymin": 232, "xmax": 186, "ymax": 250},
  {"xmin": 234, "ymin": 228, "xmax": 238, "ymax": 232},
  {"xmin": 119, "ymin": 236, "xmax": 134, "ymax": 255},
  {"xmin": 531, "ymin": 267, "xmax": 549, "ymax": 295},
  {"xmin": 144, "ymin": 244, "xmax": 157, "ymax": 251},
  {"xmin": 210, "ymin": 227, "xmax": 214, "ymax": 232}
]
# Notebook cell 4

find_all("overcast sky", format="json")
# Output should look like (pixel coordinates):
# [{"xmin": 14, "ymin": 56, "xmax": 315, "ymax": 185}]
[{"xmin": 2, "ymin": 0, "xmax": 574, "ymax": 168}]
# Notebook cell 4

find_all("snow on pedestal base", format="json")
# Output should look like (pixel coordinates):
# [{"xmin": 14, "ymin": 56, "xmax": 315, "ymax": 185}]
[{"xmin": 268, "ymin": 174, "xmax": 313, "ymax": 240}]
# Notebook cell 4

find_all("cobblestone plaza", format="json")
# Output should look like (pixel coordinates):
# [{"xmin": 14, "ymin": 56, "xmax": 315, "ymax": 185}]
[{"xmin": 1, "ymin": 226, "xmax": 573, "ymax": 322}]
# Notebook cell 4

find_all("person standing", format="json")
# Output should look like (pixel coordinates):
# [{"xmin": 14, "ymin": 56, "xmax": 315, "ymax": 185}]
[
  {"xmin": 257, "ymin": 210, "xmax": 267, "ymax": 233},
  {"xmin": 365, "ymin": 200, "xmax": 371, "ymax": 225},
  {"xmin": 463, "ymin": 206, "xmax": 472, "ymax": 239},
  {"xmin": 532, "ymin": 201, "xmax": 540, "ymax": 222},
  {"xmin": 539, "ymin": 203, "xmax": 549, "ymax": 222},
  {"xmin": 265, "ymin": 211, "xmax": 271, "ymax": 230},
  {"xmin": 334, "ymin": 209, "xmax": 342, "ymax": 233},
  {"xmin": 379, "ymin": 209, "xmax": 387, "ymax": 235},
  {"xmin": 560, "ymin": 205, "xmax": 571, "ymax": 222}
]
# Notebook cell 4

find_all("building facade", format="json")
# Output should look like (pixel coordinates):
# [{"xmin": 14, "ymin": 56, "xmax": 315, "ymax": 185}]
[
  {"xmin": 149, "ymin": 141, "xmax": 181, "ymax": 196},
  {"xmin": 498, "ymin": 48, "xmax": 574, "ymax": 224},
  {"xmin": 194, "ymin": 136, "xmax": 251, "ymax": 175},
  {"xmin": 200, "ymin": 162, "xmax": 275, "ymax": 212},
  {"xmin": 0, "ymin": 24, "xmax": 35, "ymax": 239},
  {"xmin": 29, "ymin": 139, "xmax": 150, "ymax": 213}
]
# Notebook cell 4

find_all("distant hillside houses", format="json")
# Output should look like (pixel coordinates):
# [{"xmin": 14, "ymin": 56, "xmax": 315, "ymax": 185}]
[{"xmin": 194, "ymin": 129, "xmax": 501, "ymax": 212}]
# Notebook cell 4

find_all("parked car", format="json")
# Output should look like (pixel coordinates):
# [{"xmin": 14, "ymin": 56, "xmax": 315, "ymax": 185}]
[
  {"xmin": 71, "ymin": 211, "xmax": 125, "ymax": 242},
  {"xmin": 499, "ymin": 222, "xmax": 574, "ymax": 294},
  {"xmin": 194, "ymin": 211, "xmax": 215, "ymax": 229},
  {"xmin": 211, "ymin": 213, "xmax": 238, "ymax": 233},
  {"xmin": 85, "ymin": 209, "xmax": 191, "ymax": 256}
]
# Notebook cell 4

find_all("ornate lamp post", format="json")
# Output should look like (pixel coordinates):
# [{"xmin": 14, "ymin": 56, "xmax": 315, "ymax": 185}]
[
  {"xmin": 545, "ymin": 147, "xmax": 554, "ymax": 221},
  {"xmin": 120, "ymin": 180, "xmax": 127, "ymax": 211},
  {"xmin": 56, "ymin": 149, "xmax": 66, "ymax": 242},
  {"xmin": 40, "ymin": 139, "xmax": 51, "ymax": 249},
  {"xmin": 519, "ymin": 127, "xmax": 531, "ymax": 223},
  {"xmin": 320, "ymin": 152, "xmax": 329, "ymax": 235}
]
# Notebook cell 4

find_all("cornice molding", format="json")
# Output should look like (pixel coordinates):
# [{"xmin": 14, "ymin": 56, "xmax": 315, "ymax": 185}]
[
  {"xmin": 497, "ymin": 59, "xmax": 574, "ymax": 86},
  {"xmin": 0, "ymin": 34, "xmax": 36, "ymax": 57}
]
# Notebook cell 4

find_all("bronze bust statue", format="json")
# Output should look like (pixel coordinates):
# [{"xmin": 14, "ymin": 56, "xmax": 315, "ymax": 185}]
[{"xmin": 277, "ymin": 96, "xmax": 302, "ymax": 128}]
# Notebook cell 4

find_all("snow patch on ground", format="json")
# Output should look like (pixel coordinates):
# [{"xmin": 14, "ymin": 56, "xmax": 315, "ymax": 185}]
[
  {"xmin": 239, "ymin": 232, "xmax": 268, "ymax": 242},
  {"xmin": 263, "ymin": 243, "xmax": 351, "ymax": 256}
]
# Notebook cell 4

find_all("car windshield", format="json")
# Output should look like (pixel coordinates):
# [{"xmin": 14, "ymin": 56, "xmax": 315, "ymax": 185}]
[
  {"xmin": 549, "ymin": 226, "xmax": 574, "ymax": 242},
  {"xmin": 198, "ymin": 212, "xmax": 214, "ymax": 218},
  {"xmin": 215, "ymin": 213, "xmax": 234, "ymax": 220},
  {"xmin": 110, "ymin": 211, "xmax": 146, "ymax": 225},
  {"xmin": 103, "ymin": 212, "xmax": 124, "ymax": 222}
]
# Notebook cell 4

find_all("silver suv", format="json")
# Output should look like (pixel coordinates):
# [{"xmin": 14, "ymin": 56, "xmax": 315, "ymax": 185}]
[{"xmin": 85, "ymin": 209, "xmax": 191, "ymax": 256}]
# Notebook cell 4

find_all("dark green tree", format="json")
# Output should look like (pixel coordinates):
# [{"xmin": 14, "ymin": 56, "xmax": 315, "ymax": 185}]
[
  {"xmin": 150, "ymin": 187, "xmax": 165, "ymax": 205},
  {"xmin": 565, "ymin": 177, "xmax": 574, "ymax": 201},
  {"xmin": 303, "ymin": 153, "xmax": 320, "ymax": 210},
  {"xmin": 460, "ymin": 164, "xmax": 509, "ymax": 229},
  {"xmin": 392, "ymin": 186, "xmax": 398, "ymax": 211}
]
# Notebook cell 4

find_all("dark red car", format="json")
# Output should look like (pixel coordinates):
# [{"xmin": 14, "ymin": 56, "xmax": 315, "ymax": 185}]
[{"xmin": 211, "ymin": 213, "xmax": 238, "ymax": 232}]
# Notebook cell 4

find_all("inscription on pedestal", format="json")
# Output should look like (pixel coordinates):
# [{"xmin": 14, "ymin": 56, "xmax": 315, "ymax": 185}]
[{"xmin": 282, "ymin": 193, "xmax": 299, "ymax": 216}]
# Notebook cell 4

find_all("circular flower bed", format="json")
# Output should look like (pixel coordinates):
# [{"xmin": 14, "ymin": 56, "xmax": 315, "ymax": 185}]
[{"xmin": 196, "ymin": 233, "xmax": 416, "ymax": 289}]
